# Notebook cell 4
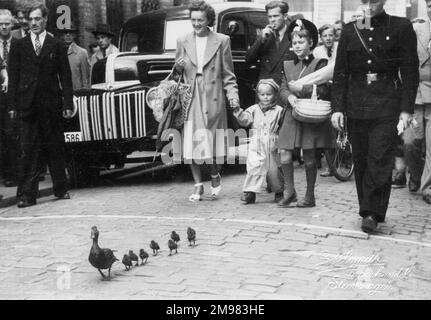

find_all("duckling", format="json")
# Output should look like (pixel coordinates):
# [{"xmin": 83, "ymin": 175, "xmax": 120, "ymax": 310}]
[
  {"xmin": 187, "ymin": 227, "xmax": 196, "ymax": 247},
  {"xmin": 88, "ymin": 226, "xmax": 118, "ymax": 280},
  {"xmin": 122, "ymin": 254, "xmax": 132, "ymax": 271},
  {"xmin": 168, "ymin": 239, "xmax": 178, "ymax": 256},
  {"xmin": 139, "ymin": 249, "xmax": 149, "ymax": 265},
  {"xmin": 171, "ymin": 231, "xmax": 180, "ymax": 244},
  {"xmin": 150, "ymin": 240, "xmax": 160, "ymax": 256},
  {"xmin": 129, "ymin": 250, "xmax": 139, "ymax": 266}
]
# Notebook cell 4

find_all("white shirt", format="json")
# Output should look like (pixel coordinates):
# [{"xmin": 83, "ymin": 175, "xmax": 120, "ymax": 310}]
[
  {"xmin": 30, "ymin": 31, "xmax": 47, "ymax": 53},
  {"xmin": 0, "ymin": 37, "xmax": 12, "ymax": 60},
  {"xmin": 313, "ymin": 42, "xmax": 338, "ymax": 63},
  {"xmin": 195, "ymin": 35, "xmax": 208, "ymax": 74}
]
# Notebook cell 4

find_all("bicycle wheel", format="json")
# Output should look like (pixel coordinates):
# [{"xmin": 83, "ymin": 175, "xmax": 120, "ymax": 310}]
[{"xmin": 326, "ymin": 132, "xmax": 355, "ymax": 182}]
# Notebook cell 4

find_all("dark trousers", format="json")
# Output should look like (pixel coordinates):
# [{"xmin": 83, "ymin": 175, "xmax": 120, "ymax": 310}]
[
  {"xmin": 17, "ymin": 114, "xmax": 68, "ymax": 201},
  {"xmin": 348, "ymin": 118, "xmax": 398, "ymax": 222},
  {"xmin": 0, "ymin": 106, "xmax": 19, "ymax": 182}
]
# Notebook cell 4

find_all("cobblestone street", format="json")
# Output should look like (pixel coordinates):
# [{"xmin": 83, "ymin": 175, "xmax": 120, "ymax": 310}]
[{"xmin": 0, "ymin": 164, "xmax": 430, "ymax": 300}]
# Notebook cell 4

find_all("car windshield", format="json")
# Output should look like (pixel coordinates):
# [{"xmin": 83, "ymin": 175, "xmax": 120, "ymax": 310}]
[
  {"xmin": 122, "ymin": 18, "xmax": 193, "ymax": 53},
  {"xmin": 164, "ymin": 19, "xmax": 193, "ymax": 50}
]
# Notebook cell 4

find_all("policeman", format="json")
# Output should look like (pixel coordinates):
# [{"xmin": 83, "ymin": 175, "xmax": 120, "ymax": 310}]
[{"xmin": 331, "ymin": 0, "xmax": 419, "ymax": 233}]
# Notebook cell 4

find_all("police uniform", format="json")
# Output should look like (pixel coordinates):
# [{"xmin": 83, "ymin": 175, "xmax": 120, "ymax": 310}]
[{"xmin": 332, "ymin": 11, "xmax": 419, "ymax": 222}]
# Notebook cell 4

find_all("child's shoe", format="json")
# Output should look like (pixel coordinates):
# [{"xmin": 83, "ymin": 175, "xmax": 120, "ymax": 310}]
[{"xmin": 243, "ymin": 192, "xmax": 256, "ymax": 204}]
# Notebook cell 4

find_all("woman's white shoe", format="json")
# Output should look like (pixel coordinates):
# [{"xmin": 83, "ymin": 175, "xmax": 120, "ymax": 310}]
[
  {"xmin": 189, "ymin": 183, "xmax": 204, "ymax": 202},
  {"xmin": 210, "ymin": 174, "xmax": 222, "ymax": 199}
]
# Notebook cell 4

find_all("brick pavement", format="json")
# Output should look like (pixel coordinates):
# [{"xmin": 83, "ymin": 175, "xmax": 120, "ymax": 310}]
[{"xmin": 0, "ymin": 164, "xmax": 430, "ymax": 300}]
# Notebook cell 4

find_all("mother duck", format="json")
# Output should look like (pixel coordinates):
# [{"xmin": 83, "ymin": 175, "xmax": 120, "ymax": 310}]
[{"xmin": 89, "ymin": 226, "xmax": 118, "ymax": 280}]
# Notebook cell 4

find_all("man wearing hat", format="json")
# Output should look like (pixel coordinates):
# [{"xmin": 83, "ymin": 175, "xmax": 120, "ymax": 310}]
[
  {"xmin": 331, "ymin": 0, "xmax": 419, "ymax": 233},
  {"xmin": 58, "ymin": 23, "xmax": 90, "ymax": 90},
  {"xmin": 89, "ymin": 23, "xmax": 118, "ymax": 70}
]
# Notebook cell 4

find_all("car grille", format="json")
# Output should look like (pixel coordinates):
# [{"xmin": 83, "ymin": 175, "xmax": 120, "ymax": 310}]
[{"xmin": 74, "ymin": 90, "xmax": 147, "ymax": 142}]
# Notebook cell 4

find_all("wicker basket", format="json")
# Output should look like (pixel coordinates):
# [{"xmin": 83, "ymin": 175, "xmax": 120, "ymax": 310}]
[{"xmin": 292, "ymin": 84, "xmax": 332, "ymax": 123}]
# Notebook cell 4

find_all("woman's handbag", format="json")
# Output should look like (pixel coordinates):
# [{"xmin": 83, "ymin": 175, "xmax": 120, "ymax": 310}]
[{"xmin": 292, "ymin": 84, "xmax": 332, "ymax": 123}]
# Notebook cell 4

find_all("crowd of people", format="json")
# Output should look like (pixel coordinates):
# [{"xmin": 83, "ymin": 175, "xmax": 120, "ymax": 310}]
[{"xmin": 0, "ymin": 0, "xmax": 429, "ymax": 235}]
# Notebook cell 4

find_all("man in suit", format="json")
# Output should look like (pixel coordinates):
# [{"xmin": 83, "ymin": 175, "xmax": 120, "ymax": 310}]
[
  {"xmin": 402, "ymin": 0, "xmax": 431, "ymax": 205},
  {"xmin": 58, "ymin": 23, "xmax": 90, "ymax": 90},
  {"xmin": 11, "ymin": 8, "xmax": 30, "ymax": 40},
  {"xmin": 331, "ymin": 0, "xmax": 419, "ymax": 233},
  {"xmin": 245, "ymin": 1, "xmax": 295, "ymax": 86},
  {"xmin": 89, "ymin": 24, "xmax": 119, "ymax": 70},
  {"xmin": 8, "ymin": 4, "xmax": 74, "ymax": 208},
  {"xmin": 0, "ymin": 9, "xmax": 19, "ymax": 188}
]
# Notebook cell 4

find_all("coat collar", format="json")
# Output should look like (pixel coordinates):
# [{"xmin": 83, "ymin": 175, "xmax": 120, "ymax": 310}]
[
  {"xmin": 184, "ymin": 29, "xmax": 221, "ymax": 68},
  {"xmin": 294, "ymin": 53, "xmax": 314, "ymax": 66},
  {"xmin": 24, "ymin": 32, "xmax": 55, "ymax": 58}
]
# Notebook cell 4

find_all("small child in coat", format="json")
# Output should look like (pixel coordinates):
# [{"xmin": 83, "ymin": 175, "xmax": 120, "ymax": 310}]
[{"xmin": 233, "ymin": 79, "xmax": 284, "ymax": 204}]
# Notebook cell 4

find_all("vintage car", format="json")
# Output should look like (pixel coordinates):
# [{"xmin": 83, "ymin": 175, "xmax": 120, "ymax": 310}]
[{"xmin": 64, "ymin": 2, "xmax": 269, "ymax": 186}]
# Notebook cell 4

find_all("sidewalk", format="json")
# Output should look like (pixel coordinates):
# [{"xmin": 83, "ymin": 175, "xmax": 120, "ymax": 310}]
[{"xmin": 0, "ymin": 177, "xmax": 53, "ymax": 209}]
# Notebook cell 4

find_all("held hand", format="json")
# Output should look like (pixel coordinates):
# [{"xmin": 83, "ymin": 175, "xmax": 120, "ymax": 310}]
[
  {"xmin": 288, "ymin": 81, "xmax": 303, "ymax": 94},
  {"xmin": 175, "ymin": 57, "xmax": 186, "ymax": 73},
  {"xmin": 400, "ymin": 111, "xmax": 413, "ymax": 130},
  {"xmin": 1, "ymin": 82, "xmax": 7, "ymax": 93},
  {"xmin": 287, "ymin": 94, "xmax": 298, "ymax": 108},
  {"xmin": 229, "ymin": 98, "xmax": 240, "ymax": 110},
  {"xmin": 63, "ymin": 109, "xmax": 74, "ymax": 119},
  {"xmin": 331, "ymin": 112, "xmax": 345, "ymax": 132}
]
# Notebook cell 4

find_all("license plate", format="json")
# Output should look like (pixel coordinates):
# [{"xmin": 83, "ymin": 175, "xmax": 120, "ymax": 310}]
[{"xmin": 64, "ymin": 132, "xmax": 82, "ymax": 143}]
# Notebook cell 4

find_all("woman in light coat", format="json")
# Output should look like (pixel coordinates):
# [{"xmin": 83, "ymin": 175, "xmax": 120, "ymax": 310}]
[{"xmin": 175, "ymin": 0, "xmax": 240, "ymax": 202}]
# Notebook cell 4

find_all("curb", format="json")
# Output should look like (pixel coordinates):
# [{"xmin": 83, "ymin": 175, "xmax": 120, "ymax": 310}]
[{"xmin": 0, "ymin": 187, "xmax": 54, "ymax": 209}]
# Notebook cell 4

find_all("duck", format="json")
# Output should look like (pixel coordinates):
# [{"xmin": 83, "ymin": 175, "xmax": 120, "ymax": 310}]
[
  {"xmin": 122, "ymin": 254, "xmax": 132, "ymax": 271},
  {"xmin": 171, "ymin": 231, "xmax": 180, "ymax": 243},
  {"xmin": 88, "ymin": 226, "xmax": 118, "ymax": 280},
  {"xmin": 150, "ymin": 240, "xmax": 160, "ymax": 256},
  {"xmin": 129, "ymin": 250, "xmax": 139, "ymax": 266},
  {"xmin": 168, "ymin": 239, "xmax": 178, "ymax": 256},
  {"xmin": 139, "ymin": 249, "xmax": 149, "ymax": 265},
  {"xmin": 187, "ymin": 227, "xmax": 196, "ymax": 247}
]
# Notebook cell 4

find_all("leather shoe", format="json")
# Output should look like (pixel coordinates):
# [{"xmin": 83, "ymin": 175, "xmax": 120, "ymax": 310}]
[
  {"xmin": 242, "ymin": 192, "xmax": 256, "ymax": 204},
  {"xmin": 17, "ymin": 199, "xmax": 36, "ymax": 208},
  {"xmin": 408, "ymin": 179, "xmax": 420, "ymax": 193},
  {"xmin": 320, "ymin": 169, "xmax": 333, "ymax": 177},
  {"xmin": 274, "ymin": 191, "xmax": 284, "ymax": 203},
  {"xmin": 278, "ymin": 192, "xmax": 298, "ymax": 207},
  {"xmin": 392, "ymin": 173, "xmax": 406, "ymax": 188},
  {"xmin": 56, "ymin": 193, "xmax": 71, "ymax": 200},
  {"xmin": 423, "ymin": 194, "xmax": 431, "ymax": 205},
  {"xmin": 3, "ymin": 180, "xmax": 17, "ymax": 187},
  {"xmin": 361, "ymin": 215, "xmax": 378, "ymax": 233},
  {"xmin": 296, "ymin": 198, "xmax": 316, "ymax": 208}
]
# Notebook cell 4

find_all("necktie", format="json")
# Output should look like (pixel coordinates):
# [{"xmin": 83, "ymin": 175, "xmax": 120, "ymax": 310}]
[
  {"xmin": 274, "ymin": 30, "xmax": 280, "ymax": 48},
  {"xmin": 35, "ymin": 34, "xmax": 42, "ymax": 56},
  {"xmin": 327, "ymin": 47, "xmax": 332, "ymax": 58},
  {"xmin": 3, "ymin": 41, "xmax": 8, "ymax": 64}
]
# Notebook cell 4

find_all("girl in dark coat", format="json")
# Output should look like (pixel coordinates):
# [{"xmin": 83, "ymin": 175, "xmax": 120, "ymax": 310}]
[{"xmin": 277, "ymin": 19, "xmax": 334, "ymax": 208}]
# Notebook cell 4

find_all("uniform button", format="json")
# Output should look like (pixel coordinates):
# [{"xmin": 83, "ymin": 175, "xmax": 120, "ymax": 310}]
[
  {"xmin": 386, "ymin": 36, "xmax": 390, "ymax": 40},
  {"xmin": 369, "ymin": 37, "xmax": 373, "ymax": 41},
  {"xmin": 369, "ymin": 48, "xmax": 373, "ymax": 52},
  {"xmin": 367, "ymin": 60, "xmax": 372, "ymax": 64},
  {"xmin": 212, "ymin": 80, "xmax": 216, "ymax": 84},
  {"xmin": 213, "ymin": 98, "xmax": 217, "ymax": 101},
  {"xmin": 266, "ymin": 60, "xmax": 270, "ymax": 63},
  {"xmin": 370, "ymin": 27, "xmax": 374, "ymax": 31}
]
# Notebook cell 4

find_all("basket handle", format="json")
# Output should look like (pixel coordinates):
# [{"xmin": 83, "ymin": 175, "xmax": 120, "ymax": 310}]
[{"xmin": 311, "ymin": 84, "xmax": 318, "ymax": 101}]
